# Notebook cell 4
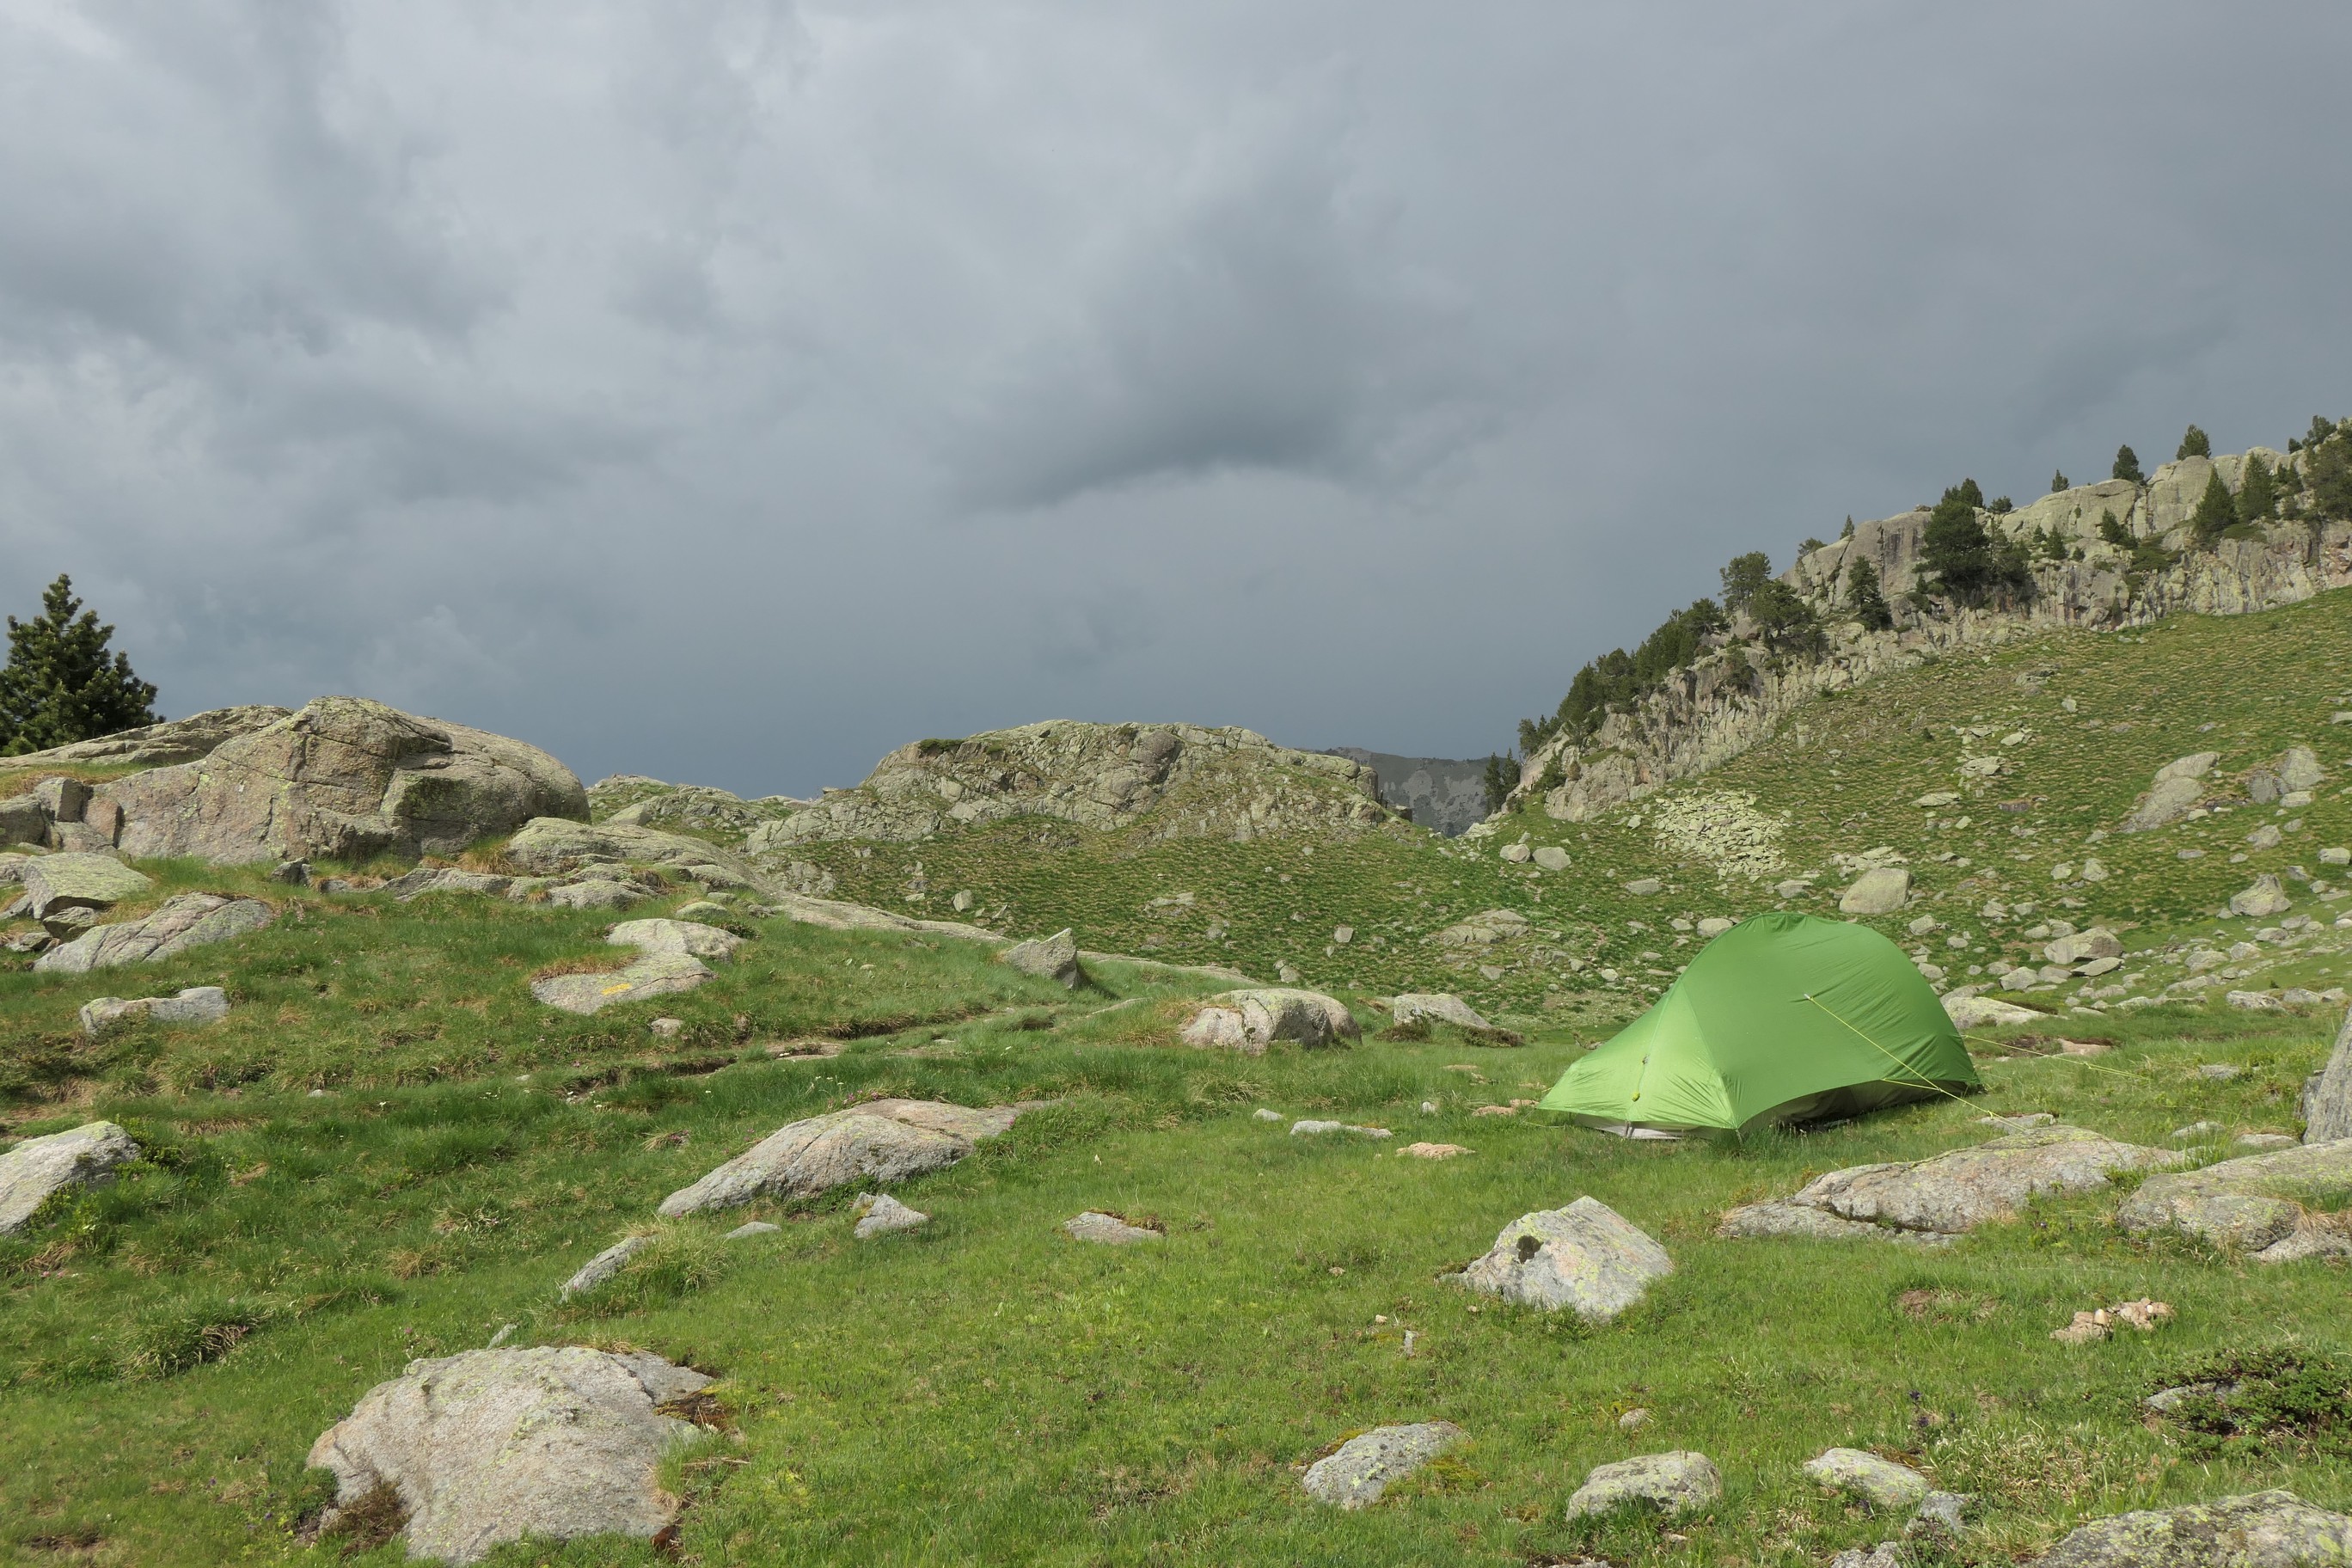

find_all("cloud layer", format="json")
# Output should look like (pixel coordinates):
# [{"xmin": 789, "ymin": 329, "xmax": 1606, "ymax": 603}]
[{"xmin": 3, "ymin": 1, "xmax": 2348, "ymax": 794}]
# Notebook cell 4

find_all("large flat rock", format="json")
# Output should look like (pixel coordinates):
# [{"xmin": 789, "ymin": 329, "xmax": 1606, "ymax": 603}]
[
  {"xmin": 2030, "ymin": 1491, "xmax": 2352, "ymax": 1568},
  {"xmin": 1784, "ymin": 1125, "xmax": 2184, "ymax": 1235},
  {"xmin": 2116, "ymin": 1138, "xmax": 2352, "ymax": 1256},
  {"xmin": 19, "ymin": 852, "xmax": 151, "ymax": 920},
  {"xmin": 657, "ymin": 1099, "xmax": 1031, "ymax": 1216},
  {"xmin": 1565, "ymin": 1451, "xmax": 1722, "ymax": 1518},
  {"xmin": 530, "ymin": 952, "xmax": 712, "ymax": 1016},
  {"xmin": 1458, "ymin": 1196, "xmax": 1670, "ymax": 1320},
  {"xmin": 2300, "ymin": 1006, "xmax": 2352, "ymax": 1143},
  {"xmin": 32, "ymin": 891, "xmax": 274, "ymax": 974},
  {"xmin": 308, "ymin": 1347, "xmax": 711, "ymax": 1565},
  {"xmin": 0, "ymin": 1121, "xmax": 139, "ymax": 1234}
]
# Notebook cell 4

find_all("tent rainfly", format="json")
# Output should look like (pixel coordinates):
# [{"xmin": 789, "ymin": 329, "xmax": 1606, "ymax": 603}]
[{"xmin": 1540, "ymin": 911, "xmax": 1980, "ymax": 1136}]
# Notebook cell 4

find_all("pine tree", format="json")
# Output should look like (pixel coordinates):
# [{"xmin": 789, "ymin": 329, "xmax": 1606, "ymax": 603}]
[
  {"xmin": 0, "ymin": 574, "xmax": 161, "ymax": 755},
  {"xmin": 2189, "ymin": 469, "xmax": 2237, "ymax": 546},
  {"xmin": 1845, "ymin": 556, "xmax": 1893, "ymax": 630},
  {"xmin": 2177, "ymin": 425, "xmax": 2211, "ymax": 460},
  {"xmin": 2051, "ymin": 469, "xmax": 2069, "ymax": 493},
  {"xmin": 1919, "ymin": 481, "xmax": 2025, "ymax": 605},
  {"xmin": 2097, "ymin": 509, "xmax": 2133, "ymax": 548},
  {"xmin": 2236, "ymin": 454, "xmax": 2278, "ymax": 526},
  {"xmin": 2112, "ymin": 444, "xmax": 2145, "ymax": 483},
  {"xmin": 1481, "ymin": 753, "xmax": 1517, "ymax": 816},
  {"xmin": 1840, "ymin": 516, "xmax": 1855, "ymax": 539},
  {"xmin": 1718, "ymin": 552, "xmax": 1773, "ymax": 615}
]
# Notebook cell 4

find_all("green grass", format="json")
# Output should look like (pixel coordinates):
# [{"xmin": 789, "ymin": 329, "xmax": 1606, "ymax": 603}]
[{"xmin": 3, "ymin": 589, "xmax": 2352, "ymax": 1564}]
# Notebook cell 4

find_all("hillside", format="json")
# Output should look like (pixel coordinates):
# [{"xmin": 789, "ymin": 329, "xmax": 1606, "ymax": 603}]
[{"xmin": 1326, "ymin": 749, "xmax": 1493, "ymax": 836}]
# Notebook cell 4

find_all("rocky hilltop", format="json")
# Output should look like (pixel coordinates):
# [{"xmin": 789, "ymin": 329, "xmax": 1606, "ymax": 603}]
[
  {"xmin": 600, "ymin": 722, "xmax": 1393, "ymax": 855},
  {"xmin": 2, "ymin": 696, "xmax": 587, "ymax": 863},
  {"xmin": 1509, "ymin": 443, "xmax": 2352, "ymax": 824},
  {"xmin": 1326, "ymin": 749, "xmax": 1490, "ymax": 836}
]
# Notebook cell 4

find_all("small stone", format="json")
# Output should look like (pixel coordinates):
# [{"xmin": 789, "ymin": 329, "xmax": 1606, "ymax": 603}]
[
  {"xmin": 1399, "ymin": 1142, "xmax": 1470, "ymax": 1160},
  {"xmin": 1909, "ymin": 1491, "xmax": 1971, "ymax": 1537},
  {"xmin": 1290, "ymin": 1120, "xmax": 1392, "ymax": 1139},
  {"xmin": 1459, "ymin": 1197, "xmax": 1671, "ymax": 1320},
  {"xmin": 724, "ymin": 1221, "xmax": 780, "ymax": 1240},
  {"xmin": 648, "ymin": 1017, "xmax": 683, "ymax": 1038},
  {"xmin": 2170, "ymin": 1122, "xmax": 2223, "ymax": 1142},
  {"xmin": 271, "ymin": 859, "xmax": 311, "ymax": 885},
  {"xmin": 559, "ymin": 1234, "xmax": 651, "ymax": 1300},
  {"xmin": 2237, "ymin": 1133, "xmax": 2300, "ymax": 1150},
  {"xmin": 1500, "ymin": 842, "xmax": 1532, "ymax": 863},
  {"xmin": 2229, "ymin": 874, "xmax": 2294, "ymax": 918},
  {"xmin": 1619, "ymin": 1406, "xmax": 1651, "ymax": 1430},
  {"xmin": 1696, "ymin": 916, "xmax": 1735, "ymax": 938},
  {"xmin": 1001, "ymin": 928, "xmax": 1083, "ymax": 989},
  {"xmin": 1299, "ymin": 1422, "xmax": 1464, "ymax": 1510},
  {"xmin": 1839, "ymin": 867, "xmax": 1912, "ymax": 916},
  {"xmin": 1063, "ymin": 1211, "xmax": 1161, "ymax": 1245},
  {"xmin": 854, "ymin": 1193, "xmax": 929, "ymax": 1238},
  {"xmin": 2198, "ymin": 1064, "xmax": 2243, "ymax": 1081},
  {"xmin": 1534, "ymin": 847, "xmax": 1571, "ymax": 872},
  {"xmin": 1390, "ymin": 992, "xmax": 1493, "ymax": 1031},
  {"xmin": 1624, "ymin": 877, "xmax": 1663, "ymax": 896},
  {"xmin": 1253, "ymin": 1107, "xmax": 1284, "ymax": 1123},
  {"xmin": 1564, "ymin": 1450, "xmax": 1722, "ymax": 1518}
]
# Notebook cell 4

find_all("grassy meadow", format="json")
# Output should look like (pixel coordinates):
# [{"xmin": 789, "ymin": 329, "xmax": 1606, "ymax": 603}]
[{"xmin": 2, "ymin": 587, "xmax": 2350, "ymax": 1564}]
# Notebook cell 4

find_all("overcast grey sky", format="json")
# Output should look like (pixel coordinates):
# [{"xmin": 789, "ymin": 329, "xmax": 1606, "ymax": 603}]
[{"xmin": 4, "ymin": 3, "xmax": 2348, "ymax": 796}]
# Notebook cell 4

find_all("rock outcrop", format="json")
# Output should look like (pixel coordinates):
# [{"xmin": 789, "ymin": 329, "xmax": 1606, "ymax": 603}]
[
  {"xmin": 2029, "ymin": 1491, "xmax": 2352, "ymax": 1568},
  {"xmin": 1301, "ymin": 1423, "xmax": 1464, "ymax": 1509},
  {"xmin": 2116, "ymin": 1137, "xmax": 2352, "ymax": 1258},
  {"xmin": 1498, "ymin": 445, "xmax": 2352, "ymax": 830},
  {"xmin": 0, "ymin": 706, "xmax": 291, "ymax": 770},
  {"xmin": 1457, "ymin": 1197, "xmax": 1671, "ymax": 1320},
  {"xmin": 658, "ymin": 1099, "xmax": 1031, "ymax": 1216},
  {"xmin": 0, "ymin": 1120, "xmax": 139, "ymax": 1234},
  {"xmin": 33, "ymin": 891, "xmax": 274, "ymax": 974},
  {"xmin": 746, "ymin": 721, "xmax": 1390, "ymax": 848},
  {"xmin": 78, "ymin": 985, "xmax": 230, "ymax": 1036},
  {"xmin": 17, "ymin": 853, "xmax": 151, "ymax": 926},
  {"xmin": 66, "ymin": 697, "xmax": 588, "ymax": 866},
  {"xmin": 2301, "ymin": 1007, "xmax": 2352, "ymax": 1144},
  {"xmin": 1178, "ymin": 989, "xmax": 1358, "ymax": 1053},
  {"xmin": 308, "ymin": 1347, "xmax": 712, "ymax": 1565},
  {"xmin": 1735, "ymin": 1126, "xmax": 2183, "ymax": 1239}
]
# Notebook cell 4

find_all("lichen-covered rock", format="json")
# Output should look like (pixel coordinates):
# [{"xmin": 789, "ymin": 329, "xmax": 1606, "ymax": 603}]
[
  {"xmin": 2116, "ymin": 1138, "xmax": 2352, "ymax": 1256},
  {"xmin": 1945, "ymin": 994, "xmax": 2043, "ymax": 1028},
  {"xmin": 19, "ymin": 852, "xmax": 151, "ymax": 922},
  {"xmin": 1715, "ymin": 1201, "xmax": 1951, "ymax": 1246},
  {"xmin": 0, "ymin": 1121, "xmax": 139, "ymax": 1234},
  {"xmin": 384, "ymin": 867, "xmax": 513, "ymax": 902},
  {"xmin": 1001, "ymin": 928, "xmax": 1082, "ymax": 989},
  {"xmin": 77, "ymin": 985, "xmax": 230, "ymax": 1036},
  {"xmin": 1782, "ymin": 1126, "xmax": 2184, "ymax": 1235},
  {"xmin": 0, "ymin": 706, "xmax": 291, "ymax": 769},
  {"xmin": 657, "ymin": 1100, "xmax": 1027, "ymax": 1216},
  {"xmin": 504, "ymin": 817, "xmax": 749, "ymax": 877},
  {"xmin": 307, "ymin": 1347, "xmax": 712, "ymax": 1565},
  {"xmin": 92, "ymin": 697, "xmax": 585, "ymax": 866},
  {"xmin": 1179, "ymin": 989, "xmax": 1358, "ymax": 1054},
  {"xmin": 2229, "ymin": 875, "xmax": 2294, "ymax": 919},
  {"xmin": 2029, "ymin": 1491, "xmax": 2352, "ymax": 1568},
  {"xmin": 530, "ymin": 952, "xmax": 713, "ymax": 1015},
  {"xmin": 1565, "ymin": 1450, "xmax": 1722, "ymax": 1518},
  {"xmin": 1300, "ymin": 1422, "xmax": 1464, "ymax": 1509},
  {"xmin": 33, "ymin": 892, "xmax": 275, "ymax": 974},
  {"xmin": 1805, "ymin": 1449, "xmax": 1929, "ymax": 1510},
  {"xmin": 1459, "ymin": 1197, "xmax": 1670, "ymax": 1320}
]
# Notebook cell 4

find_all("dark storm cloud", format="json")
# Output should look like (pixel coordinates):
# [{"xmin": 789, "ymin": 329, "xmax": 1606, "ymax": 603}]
[{"xmin": 2, "ymin": 1, "xmax": 2348, "ymax": 798}]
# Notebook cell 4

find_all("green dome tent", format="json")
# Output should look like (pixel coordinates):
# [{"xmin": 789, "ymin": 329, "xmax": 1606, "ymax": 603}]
[{"xmin": 1540, "ymin": 911, "xmax": 1980, "ymax": 1136}]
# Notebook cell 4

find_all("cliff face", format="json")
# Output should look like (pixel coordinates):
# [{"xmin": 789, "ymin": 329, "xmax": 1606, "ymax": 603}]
[
  {"xmin": 1326, "ymin": 749, "xmax": 1490, "ymax": 836},
  {"xmin": 1507, "ymin": 446, "xmax": 2352, "ymax": 824}
]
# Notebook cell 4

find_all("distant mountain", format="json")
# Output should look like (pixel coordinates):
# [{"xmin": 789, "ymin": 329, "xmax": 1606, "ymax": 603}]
[{"xmin": 1326, "ymin": 748, "xmax": 1489, "ymax": 836}]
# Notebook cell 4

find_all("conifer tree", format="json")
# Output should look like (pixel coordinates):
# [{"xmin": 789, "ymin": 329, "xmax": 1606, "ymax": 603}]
[
  {"xmin": 2112, "ymin": 444, "xmax": 2144, "ymax": 482},
  {"xmin": 2177, "ymin": 425, "xmax": 2211, "ymax": 460},
  {"xmin": 2189, "ymin": 469, "xmax": 2236, "ymax": 545},
  {"xmin": 0, "ymin": 574, "xmax": 161, "ymax": 755},
  {"xmin": 1718, "ymin": 553, "xmax": 1773, "ymax": 615},
  {"xmin": 2235, "ymin": 454, "xmax": 2278, "ymax": 526},
  {"xmin": 1844, "ymin": 557, "xmax": 1893, "ymax": 630},
  {"xmin": 1481, "ymin": 753, "xmax": 1517, "ymax": 816},
  {"xmin": 2051, "ymin": 469, "xmax": 2068, "ymax": 493}
]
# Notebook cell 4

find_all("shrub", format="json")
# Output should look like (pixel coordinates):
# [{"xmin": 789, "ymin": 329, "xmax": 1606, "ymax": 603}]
[
  {"xmin": 2097, "ymin": 509, "xmax": 2132, "ymax": 548},
  {"xmin": 2113, "ymin": 444, "xmax": 2145, "ymax": 482},
  {"xmin": 1517, "ymin": 597, "xmax": 1726, "ymax": 753},
  {"xmin": 2177, "ymin": 424, "xmax": 2211, "ymax": 459}
]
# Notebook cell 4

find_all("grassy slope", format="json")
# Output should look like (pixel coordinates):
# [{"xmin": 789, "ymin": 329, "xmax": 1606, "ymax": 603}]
[
  {"xmin": 781, "ymin": 587, "xmax": 2352, "ymax": 1025},
  {"xmin": 2, "ymin": 591, "xmax": 2350, "ymax": 1564}
]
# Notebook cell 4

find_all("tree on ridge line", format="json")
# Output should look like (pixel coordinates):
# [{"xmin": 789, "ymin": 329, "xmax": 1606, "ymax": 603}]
[{"xmin": 0, "ymin": 573, "xmax": 161, "ymax": 756}]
